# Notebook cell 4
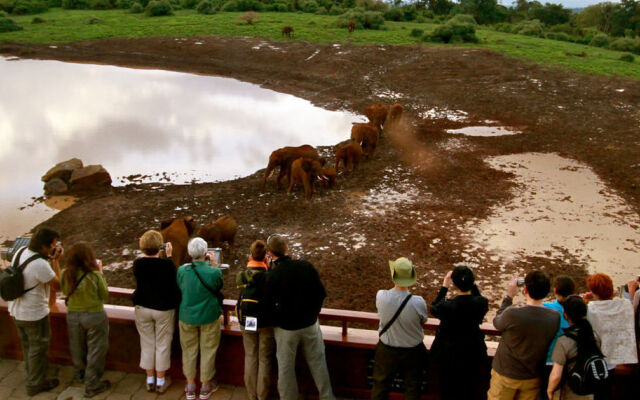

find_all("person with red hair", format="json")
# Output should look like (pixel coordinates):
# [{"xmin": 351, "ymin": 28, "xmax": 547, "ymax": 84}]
[{"xmin": 585, "ymin": 273, "xmax": 637, "ymax": 400}]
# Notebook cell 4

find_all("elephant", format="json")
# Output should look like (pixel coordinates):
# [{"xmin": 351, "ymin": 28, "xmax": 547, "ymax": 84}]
[
  {"xmin": 321, "ymin": 167, "xmax": 337, "ymax": 188},
  {"xmin": 262, "ymin": 145, "xmax": 321, "ymax": 190},
  {"xmin": 361, "ymin": 126, "xmax": 379, "ymax": 158},
  {"xmin": 160, "ymin": 216, "xmax": 196, "ymax": 267},
  {"xmin": 335, "ymin": 141, "xmax": 363, "ymax": 173},
  {"xmin": 288, "ymin": 157, "xmax": 325, "ymax": 200},
  {"xmin": 386, "ymin": 103, "xmax": 403, "ymax": 129},
  {"xmin": 197, "ymin": 215, "xmax": 238, "ymax": 250},
  {"xmin": 364, "ymin": 103, "xmax": 388, "ymax": 134},
  {"xmin": 350, "ymin": 122, "xmax": 378, "ymax": 144},
  {"xmin": 282, "ymin": 26, "xmax": 294, "ymax": 38}
]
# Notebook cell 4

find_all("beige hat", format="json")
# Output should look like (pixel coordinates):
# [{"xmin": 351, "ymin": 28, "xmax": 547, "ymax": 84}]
[{"xmin": 389, "ymin": 257, "xmax": 417, "ymax": 287}]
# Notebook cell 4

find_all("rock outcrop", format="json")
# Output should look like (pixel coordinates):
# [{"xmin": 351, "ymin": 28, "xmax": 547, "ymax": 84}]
[
  {"xmin": 41, "ymin": 158, "xmax": 111, "ymax": 195},
  {"xmin": 43, "ymin": 178, "xmax": 69, "ymax": 195},
  {"xmin": 41, "ymin": 158, "xmax": 83, "ymax": 182},
  {"xmin": 69, "ymin": 165, "xmax": 112, "ymax": 190}
]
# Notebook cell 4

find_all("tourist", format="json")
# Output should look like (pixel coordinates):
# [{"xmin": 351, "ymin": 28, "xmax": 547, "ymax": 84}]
[
  {"xmin": 371, "ymin": 257, "xmax": 428, "ymax": 400},
  {"xmin": 584, "ymin": 273, "xmax": 638, "ymax": 400},
  {"xmin": 132, "ymin": 230, "xmax": 181, "ymax": 393},
  {"xmin": 547, "ymin": 295, "xmax": 602, "ymax": 400},
  {"xmin": 61, "ymin": 242, "xmax": 111, "ymax": 398},
  {"xmin": 8, "ymin": 227, "xmax": 63, "ymax": 396},
  {"xmin": 488, "ymin": 271, "xmax": 560, "ymax": 400},
  {"xmin": 626, "ymin": 276, "xmax": 640, "ymax": 360},
  {"xmin": 236, "ymin": 240, "xmax": 275, "ymax": 400},
  {"xmin": 540, "ymin": 276, "xmax": 575, "ymax": 400},
  {"xmin": 264, "ymin": 234, "xmax": 335, "ymax": 400},
  {"xmin": 431, "ymin": 264, "xmax": 488, "ymax": 400},
  {"xmin": 177, "ymin": 237, "xmax": 224, "ymax": 400}
]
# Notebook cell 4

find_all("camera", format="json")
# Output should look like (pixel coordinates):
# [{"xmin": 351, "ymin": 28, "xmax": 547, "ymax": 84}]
[
  {"xmin": 516, "ymin": 278, "xmax": 525, "ymax": 287},
  {"xmin": 160, "ymin": 243, "xmax": 166, "ymax": 251}
]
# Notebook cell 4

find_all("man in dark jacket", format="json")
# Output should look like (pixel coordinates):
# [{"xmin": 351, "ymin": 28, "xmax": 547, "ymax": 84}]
[{"xmin": 265, "ymin": 234, "xmax": 335, "ymax": 400}]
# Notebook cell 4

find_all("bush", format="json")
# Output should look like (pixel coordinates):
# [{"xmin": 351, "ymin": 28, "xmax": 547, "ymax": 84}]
[
  {"xmin": 300, "ymin": 0, "xmax": 316, "ymax": 13},
  {"xmin": 129, "ymin": 1, "xmax": 142, "ymax": 11},
  {"xmin": 61, "ymin": 0, "xmax": 90, "ymax": 8},
  {"xmin": 608, "ymin": 38, "xmax": 640, "ymax": 55},
  {"xmin": 220, "ymin": 0, "xmax": 235, "ymax": 10},
  {"xmin": 0, "ymin": 16, "xmax": 22, "ymax": 31},
  {"xmin": 383, "ymin": 7, "xmax": 403, "ymax": 21},
  {"xmin": 31, "ymin": 15, "xmax": 44, "ymax": 22},
  {"xmin": 238, "ymin": 10, "xmax": 258, "ymax": 24},
  {"xmin": 410, "ymin": 28, "xmax": 423, "ymax": 37},
  {"xmin": 425, "ymin": 18, "xmax": 478, "ymax": 43},
  {"xmin": 235, "ymin": 0, "xmax": 261, "ymax": 11},
  {"xmin": 546, "ymin": 32, "xmax": 570, "ymax": 41},
  {"xmin": 335, "ymin": 8, "xmax": 385, "ymax": 30},
  {"xmin": 145, "ymin": 0, "xmax": 172, "ymax": 15},
  {"xmin": 512, "ymin": 19, "xmax": 544, "ymax": 37},
  {"xmin": 86, "ymin": 16, "xmax": 101, "ymax": 23},
  {"xmin": 46, "ymin": 0, "xmax": 61, "ymax": 6},
  {"xmin": 357, "ymin": 0, "xmax": 387, "ymax": 12},
  {"xmin": 0, "ymin": 9, "xmax": 7, "ymax": 15},
  {"xmin": 195, "ymin": 0, "xmax": 213, "ymax": 13},
  {"xmin": 619, "ymin": 53, "xmax": 635, "ymax": 62},
  {"xmin": 448, "ymin": 13, "xmax": 476, "ymax": 25},
  {"xmin": 12, "ymin": 0, "xmax": 48, "ymax": 14},
  {"xmin": 115, "ymin": 0, "xmax": 131, "ymax": 7},
  {"xmin": 180, "ymin": 0, "xmax": 196, "ymax": 7},
  {"xmin": 589, "ymin": 33, "xmax": 610, "ymax": 48},
  {"xmin": 328, "ymin": 4, "xmax": 342, "ymax": 15},
  {"xmin": 90, "ymin": 0, "xmax": 111, "ymax": 9}
]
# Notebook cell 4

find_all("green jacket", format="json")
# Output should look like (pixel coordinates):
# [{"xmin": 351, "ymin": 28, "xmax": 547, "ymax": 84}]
[
  {"xmin": 177, "ymin": 261, "xmax": 223, "ymax": 325},
  {"xmin": 61, "ymin": 269, "xmax": 109, "ymax": 313}
]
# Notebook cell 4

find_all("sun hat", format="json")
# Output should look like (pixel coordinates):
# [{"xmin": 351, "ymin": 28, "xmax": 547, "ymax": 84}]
[{"xmin": 388, "ymin": 257, "xmax": 417, "ymax": 287}]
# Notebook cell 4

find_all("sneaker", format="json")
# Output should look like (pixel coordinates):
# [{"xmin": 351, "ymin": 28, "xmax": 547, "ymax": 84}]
[
  {"xmin": 185, "ymin": 383, "xmax": 197, "ymax": 400},
  {"xmin": 156, "ymin": 376, "xmax": 172, "ymax": 394},
  {"xmin": 84, "ymin": 380, "xmax": 111, "ymax": 398},
  {"xmin": 199, "ymin": 381, "xmax": 219, "ymax": 400},
  {"xmin": 146, "ymin": 380, "xmax": 156, "ymax": 392},
  {"xmin": 26, "ymin": 378, "xmax": 59, "ymax": 396}
]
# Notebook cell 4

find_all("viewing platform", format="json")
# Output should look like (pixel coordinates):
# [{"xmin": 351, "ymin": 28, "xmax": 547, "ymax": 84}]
[{"xmin": 0, "ymin": 287, "xmax": 635, "ymax": 399}]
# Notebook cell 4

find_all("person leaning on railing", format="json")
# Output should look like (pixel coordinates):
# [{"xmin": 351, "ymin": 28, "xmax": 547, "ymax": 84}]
[
  {"xmin": 61, "ymin": 242, "xmax": 110, "ymax": 398},
  {"xmin": 7, "ymin": 227, "xmax": 63, "ymax": 397},
  {"xmin": 177, "ymin": 237, "xmax": 223, "ymax": 400},
  {"xmin": 626, "ymin": 276, "xmax": 640, "ymax": 365},
  {"xmin": 583, "ymin": 273, "xmax": 638, "ymax": 400},
  {"xmin": 132, "ymin": 230, "xmax": 181, "ymax": 394},
  {"xmin": 430, "ymin": 264, "xmax": 489, "ymax": 400}
]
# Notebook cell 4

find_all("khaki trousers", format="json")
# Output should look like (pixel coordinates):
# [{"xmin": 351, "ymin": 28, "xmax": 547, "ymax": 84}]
[
  {"xmin": 134, "ymin": 306, "xmax": 175, "ymax": 372},
  {"xmin": 242, "ymin": 327, "xmax": 275, "ymax": 400},
  {"xmin": 179, "ymin": 319, "xmax": 221, "ymax": 382},
  {"xmin": 488, "ymin": 369, "xmax": 541, "ymax": 400}
]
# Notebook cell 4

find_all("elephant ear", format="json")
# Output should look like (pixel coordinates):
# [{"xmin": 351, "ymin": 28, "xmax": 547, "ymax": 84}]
[
  {"xmin": 160, "ymin": 217, "xmax": 175, "ymax": 231},
  {"xmin": 301, "ymin": 158, "xmax": 313, "ymax": 172},
  {"xmin": 184, "ymin": 216, "xmax": 196, "ymax": 236}
]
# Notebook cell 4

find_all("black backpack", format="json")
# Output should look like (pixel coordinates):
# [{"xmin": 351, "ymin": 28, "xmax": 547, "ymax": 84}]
[
  {"xmin": 236, "ymin": 269, "xmax": 265, "ymax": 328},
  {"xmin": 0, "ymin": 247, "xmax": 42, "ymax": 301},
  {"xmin": 564, "ymin": 331, "xmax": 609, "ymax": 395}
]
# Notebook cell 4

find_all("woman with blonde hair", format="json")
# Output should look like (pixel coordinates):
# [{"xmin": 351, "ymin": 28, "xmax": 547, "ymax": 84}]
[
  {"xmin": 61, "ymin": 242, "xmax": 110, "ymax": 398},
  {"xmin": 132, "ymin": 230, "xmax": 181, "ymax": 393}
]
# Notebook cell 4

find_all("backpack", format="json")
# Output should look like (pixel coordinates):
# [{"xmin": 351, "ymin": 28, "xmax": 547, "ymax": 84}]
[
  {"xmin": 0, "ymin": 247, "xmax": 43, "ymax": 301},
  {"xmin": 236, "ymin": 269, "xmax": 264, "ymax": 328},
  {"xmin": 564, "ymin": 331, "xmax": 609, "ymax": 395}
]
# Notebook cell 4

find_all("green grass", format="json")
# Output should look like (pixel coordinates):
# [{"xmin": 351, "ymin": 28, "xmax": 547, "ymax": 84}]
[{"xmin": 1, "ymin": 9, "xmax": 638, "ymax": 79}]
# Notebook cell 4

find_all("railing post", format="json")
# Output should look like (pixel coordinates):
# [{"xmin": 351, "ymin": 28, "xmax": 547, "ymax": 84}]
[{"xmin": 342, "ymin": 321, "xmax": 348, "ymax": 337}]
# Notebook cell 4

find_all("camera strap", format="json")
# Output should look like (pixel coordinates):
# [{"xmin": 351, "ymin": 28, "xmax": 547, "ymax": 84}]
[
  {"xmin": 64, "ymin": 272, "xmax": 88, "ymax": 306},
  {"xmin": 379, "ymin": 293, "xmax": 412, "ymax": 338}
]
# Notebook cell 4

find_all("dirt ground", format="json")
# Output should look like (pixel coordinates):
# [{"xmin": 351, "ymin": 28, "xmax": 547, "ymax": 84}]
[{"xmin": 2, "ymin": 36, "xmax": 639, "ymax": 316}]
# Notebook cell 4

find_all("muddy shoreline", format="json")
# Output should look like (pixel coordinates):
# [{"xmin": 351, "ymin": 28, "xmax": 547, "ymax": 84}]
[{"xmin": 2, "ymin": 36, "xmax": 639, "ymax": 315}]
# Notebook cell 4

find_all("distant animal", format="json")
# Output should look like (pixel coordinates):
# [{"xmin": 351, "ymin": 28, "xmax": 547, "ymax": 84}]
[
  {"xmin": 386, "ymin": 103, "xmax": 403, "ymax": 128},
  {"xmin": 262, "ymin": 145, "xmax": 321, "ymax": 190},
  {"xmin": 347, "ymin": 20, "xmax": 356, "ymax": 33},
  {"xmin": 321, "ymin": 167, "xmax": 338, "ymax": 188},
  {"xmin": 350, "ymin": 122, "xmax": 378, "ymax": 144},
  {"xmin": 288, "ymin": 157, "xmax": 325, "ymax": 200},
  {"xmin": 335, "ymin": 141, "xmax": 363, "ymax": 173},
  {"xmin": 364, "ymin": 103, "xmax": 388, "ymax": 134},
  {"xmin": 160, "ymin": 216, "xmax": 196, "ymax": 267},
  {"xmin": 197, "ymin": 215, "xmax": 238, "ymax": 250},
  {"xmin": 282, "ymin": 26, "xmax": 294, "ymax": 38}
]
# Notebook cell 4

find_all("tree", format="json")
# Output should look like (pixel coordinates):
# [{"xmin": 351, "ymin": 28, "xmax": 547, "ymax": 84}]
[
  {"xmin": 428, "ymin": 0, "xmax": 453, "ymax": 15},
  {"xmin": 533, "ymin": 3, "xmax": 571, "ymax": 25},
  {"xmin": 458, "ymin": 0, "xmax": 507, "ymax": 24}
]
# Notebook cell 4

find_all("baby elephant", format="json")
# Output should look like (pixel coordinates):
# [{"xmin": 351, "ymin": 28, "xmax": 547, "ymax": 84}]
[
  {"xmin": 288, "ymin": 157, "xmax": 324, "ymax": 200},
  {"xmin": 335, "ymin": 141, "xmax": 363, "ymax": 173},
  {"xmin": 282, "ymin": 26, "xmax": 294, "ymax": 38},
  {"xmin": 198, "ymin": 215, "xmax": 238, "ymax": 250}
]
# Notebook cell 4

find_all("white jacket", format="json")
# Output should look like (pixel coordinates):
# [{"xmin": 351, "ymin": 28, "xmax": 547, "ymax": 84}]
[{"xmin": 587, "ymin": 298, "xmax": 638, "ymax": 366}]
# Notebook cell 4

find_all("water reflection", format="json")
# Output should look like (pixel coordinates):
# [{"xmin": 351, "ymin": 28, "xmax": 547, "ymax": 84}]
[{"xmin": 0, "ymin": 57, "xmax": 360, "ymax": 242}]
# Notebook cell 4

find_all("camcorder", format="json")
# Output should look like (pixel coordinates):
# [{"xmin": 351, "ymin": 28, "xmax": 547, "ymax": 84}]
[{"xmin": 517, "ymin": 278, "xmax": 526, "ymax": 287}]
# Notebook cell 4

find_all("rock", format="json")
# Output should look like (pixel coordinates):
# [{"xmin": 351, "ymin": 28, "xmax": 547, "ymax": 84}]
[
  {"xmin": 69, "ymin": 165, "xmax": 112, "ymax": 190},
  {"xmin": 41, "ymin": 158, "xmax": 83, "ymax": 182},
  {"xmin": 43, "ymin": 178, "xmax": 68, "ymax": 195}
]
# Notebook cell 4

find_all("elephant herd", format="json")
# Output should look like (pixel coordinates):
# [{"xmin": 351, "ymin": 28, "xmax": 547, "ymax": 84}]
[{"xmin": 262, "ymin": 102, "xmax": 403, "ymax": 200}]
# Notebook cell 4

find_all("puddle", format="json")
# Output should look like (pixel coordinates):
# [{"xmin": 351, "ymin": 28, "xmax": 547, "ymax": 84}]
[
  {"xmin": 466, "ymin": 153, "xmax": 640, "ymax": 285},
  {"xmin": 353, "ymin": 166, "xmax": 424, "ymax": 217},
  {"xmin": 447, "ymin": 126, "xmax": 520, "ymax": 137},
  {"xmin": 0, "ymin": 57, "xmax": 359, "ymax": 242},
  {"xmin": 44, "ymin": 196, "xmax": 77, "ymax": 211},
  {"xmin": 419, "ymin": 108, "xmax": 469, "ymax": 122}
]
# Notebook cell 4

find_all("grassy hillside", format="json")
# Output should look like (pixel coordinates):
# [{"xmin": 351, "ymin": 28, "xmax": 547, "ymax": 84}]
[{"xmin": 1, "ymin": 9, "xmax": 638, "ymax": 79}]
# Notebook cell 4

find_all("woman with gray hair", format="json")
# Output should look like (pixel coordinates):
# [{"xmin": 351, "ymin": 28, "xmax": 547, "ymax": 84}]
[{"xmin": 177, "ymin": 237, "xmax": 224, "ymax": 400}]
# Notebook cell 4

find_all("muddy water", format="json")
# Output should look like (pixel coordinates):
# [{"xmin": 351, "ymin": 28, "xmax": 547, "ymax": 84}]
[
  {"xmin": 0, "ymin": 57, "xmax": 360, "ymax": 242},
  {"xmin": 465, "ymin": 153, "xmax": 640, "ymax": 286},
  {"xmin": 447, "ymin": 126, "xmax": 520, "ymax": 137}
]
